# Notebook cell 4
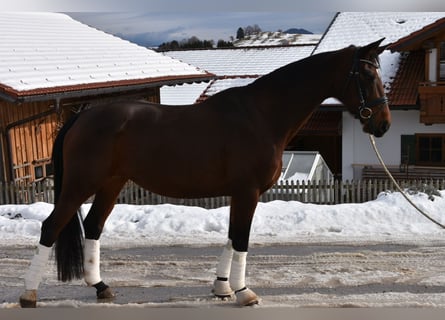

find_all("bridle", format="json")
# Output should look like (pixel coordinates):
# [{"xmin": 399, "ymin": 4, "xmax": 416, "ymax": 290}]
[{"xmin": 347, "ymin": 49, "xmax": 388, "ymax": 120}]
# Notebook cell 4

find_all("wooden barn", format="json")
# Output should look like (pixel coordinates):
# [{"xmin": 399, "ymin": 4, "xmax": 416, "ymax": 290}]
[{"xmin": 0, "ymin": 12, "xmax": 213, "ymax": 183}]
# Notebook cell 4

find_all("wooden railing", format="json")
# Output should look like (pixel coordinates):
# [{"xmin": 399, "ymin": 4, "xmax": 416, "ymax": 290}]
[{"xmin": 1, "ymin": 179, "xmax": 444, "ymax": 208}]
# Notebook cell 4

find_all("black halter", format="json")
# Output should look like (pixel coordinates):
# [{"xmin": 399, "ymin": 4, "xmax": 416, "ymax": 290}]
[{"xmin": 348, "ymin": 49, "xmax": 388, "ymax": 120}]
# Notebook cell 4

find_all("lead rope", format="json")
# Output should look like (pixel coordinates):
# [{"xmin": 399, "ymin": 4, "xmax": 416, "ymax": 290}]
[{"xmin": 369, "ymin": 134, "xmax": 445, "ymax": 229}]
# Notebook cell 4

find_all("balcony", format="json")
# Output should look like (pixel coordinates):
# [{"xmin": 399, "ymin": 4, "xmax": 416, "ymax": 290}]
[{"xmin": 418, "ymin": 81, "xmax": 445, "ymax": 124}]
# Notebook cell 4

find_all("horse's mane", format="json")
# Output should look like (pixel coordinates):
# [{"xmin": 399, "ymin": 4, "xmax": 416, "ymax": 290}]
[{"xmin": 249, "ymin": 47, "xmax": 349, "ymax": 90}]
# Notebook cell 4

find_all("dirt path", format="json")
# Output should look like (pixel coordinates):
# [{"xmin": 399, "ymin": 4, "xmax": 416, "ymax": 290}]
[{"xmin": 1, "ymin": 243, "xmax": 445, "ymax": 307}]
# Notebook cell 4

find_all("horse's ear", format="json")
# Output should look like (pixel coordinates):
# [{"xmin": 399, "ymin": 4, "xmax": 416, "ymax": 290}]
[
  {"xmin": 359, "ymin": 38, "xmax": 386, "ymax": 56},
  {"xmin": 377, "ymin": 43, "xmax": 388, "ymax": 55}
]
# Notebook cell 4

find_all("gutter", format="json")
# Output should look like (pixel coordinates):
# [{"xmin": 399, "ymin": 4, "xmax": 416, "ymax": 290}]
[{"xmin": 1, "ymin": 74, "xmax": 216, "ymax": 104}]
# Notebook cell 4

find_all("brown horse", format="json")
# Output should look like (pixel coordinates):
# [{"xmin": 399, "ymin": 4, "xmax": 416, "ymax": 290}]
[{"xmin": 20, "ymin": 38, "xmax": 390, "ymax": 307}]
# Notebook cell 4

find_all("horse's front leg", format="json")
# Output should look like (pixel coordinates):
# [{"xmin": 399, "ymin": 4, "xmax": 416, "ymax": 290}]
[
  {"xmin": 213, "ymin": 190, "xmax": 260, "ymax": 306},
  {"xmin": 83, "ymin": 239, "xmax": 114, "ymax": 299},
  {"xmin": 213, "ymin": 239, "xmax": 234, "ymax": 297},
  {"xmin": 83, "ymin": 179, "xmax": 126, "ymax": 300}
]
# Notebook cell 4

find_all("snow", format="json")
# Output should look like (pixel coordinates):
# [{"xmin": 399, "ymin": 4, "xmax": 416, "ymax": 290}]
[
  {"xmin": 0, "ymin": 12, "xmax": 208, "ymax": 92},
  {"xmin": 1, "ymin": 190, "xmax": 445, "ymax": 248},
  {"xmin": 234, "ymin": 32, "xmax": 321, "ymax": 47},
  {"xmin": 160, "ymin": 82, "xmax": 209, "ymax": 105},
  {"xmin": 313, "ymin": 12, "xmax": 445, "ymax": 54},
  {"xmin": 378, "ymin": 50, "xmax": 402, "ymax": 91},
  {"xmin": 164, "ymin": 46, "xmax": 314, "ymax": 77},
  {"xmin": 313, "ymin": 12, "xmax": 445, "ymax": 97},
  {"xmin": 204, "ymin": 78, "xmax": 256, "ymax": 96}
]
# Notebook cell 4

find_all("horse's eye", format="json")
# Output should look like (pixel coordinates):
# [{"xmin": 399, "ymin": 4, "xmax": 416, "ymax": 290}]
[{"xmin": 362, "ymin": 70, "xmax": 376, "ymax": 82}]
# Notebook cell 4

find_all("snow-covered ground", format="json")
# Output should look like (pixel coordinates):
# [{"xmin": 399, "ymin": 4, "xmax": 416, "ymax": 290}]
[
  {"xmin": 1, "ymin": 189, "xmax": 445, "ymax": 248},
  {"xmin": 2, "ymin": 190, "xmax": 445, "ymax": 309}
]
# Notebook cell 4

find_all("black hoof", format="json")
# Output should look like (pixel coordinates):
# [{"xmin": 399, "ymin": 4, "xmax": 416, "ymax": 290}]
[
  {"xmin": 97, "ymin": 287, "xmax": 115, "ymax": 300},
  {"xmin": 94, "ymin": 281, "xmax": 115, "ymax": 300}
]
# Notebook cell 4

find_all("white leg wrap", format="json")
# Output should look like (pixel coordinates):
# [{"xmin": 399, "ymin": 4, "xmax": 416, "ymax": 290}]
[
  {"xmin": 83, "ymin": 239, "xmax": 102, "ymax": 286},
  {"xmin": 24, "ymin": 244, "xmax": 51, "ymax": 290},
  {"xmin": 229, "ymin": 250, "xmax": 247, "ymax": 292},
  {"xmin": 216, "ymin": 239, "xmax": 233, "ymax": 278}
]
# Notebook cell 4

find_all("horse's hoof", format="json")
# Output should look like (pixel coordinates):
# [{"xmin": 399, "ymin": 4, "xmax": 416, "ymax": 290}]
[
  {"xmin": 212, "ymin": 279, "xmax": 234, "ymax": 298},
  {"xmin": 235, "ymin": 288, "xmax": 259, "ymax": 306},
  {"xmin": 19, "ymin": 290, "xmax": 37, "ymax": 308},
  {"xmin": 97, "ymin": 287, "xmax": 115, "ymax": 300}
]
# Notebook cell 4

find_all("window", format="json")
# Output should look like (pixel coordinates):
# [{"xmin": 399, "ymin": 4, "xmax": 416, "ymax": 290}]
[
  {"xmin": 401, "ymin": 135, "xmax": 416, "ymax": 165},
  {"xmin": 34, "ymin": 166, "xmax": 44, "ymax": 180},
  {"xmin": 45, "ymin": 163, "xmax": 54, "ymax": 176},
  {"xmin": 416, "ymin": 134, "xmax": 445, "ymax": 165},
  {"xmin": 401, "ymin": 134, "xmax": 445, "ymax": 166}
]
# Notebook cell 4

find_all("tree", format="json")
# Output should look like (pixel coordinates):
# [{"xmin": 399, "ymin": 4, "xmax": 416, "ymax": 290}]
[
  {"xmin": 158, "ymin": 40, "xmax": 180, "ymax": 51},
  {"xmin": 236, "ymin": 27, "xmax": 245, "ymax": 40},
  {"xmin": 244, "ymin": 24, "xmax": 262, "ymax": 36},
  {"xmin": 158, "ymin": 36, "xmax": 214, "ymax": 51},
  {"xmin": 217, "ymin": 39, "xmax": 234, "ymax": 48},
  {"xmin": 252, "ymin": 24, "xmax": 262, "ymax": 34}
]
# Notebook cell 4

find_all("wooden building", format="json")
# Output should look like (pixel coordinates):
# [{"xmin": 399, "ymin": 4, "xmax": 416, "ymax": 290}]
[
  {"xmin": 0, "ymin": 13, "xmax": 213, "ymax": 183},
  {"xmin": 388, "ymin": 18, "xmax": 445, "ymax": 125}
]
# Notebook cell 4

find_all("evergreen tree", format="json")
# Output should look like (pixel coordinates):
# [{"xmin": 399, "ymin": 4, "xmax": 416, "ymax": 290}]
[
  {"xmin": 236, "ymin": 27, "xmax": 245, "ymax": 40},
  {"xmin": 217, "ymin": 39, "xmax": 234, "ymax": 48}
]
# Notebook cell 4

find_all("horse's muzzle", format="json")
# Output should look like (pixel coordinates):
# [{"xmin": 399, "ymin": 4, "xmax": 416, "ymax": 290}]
[{"xmin": 372, "ymin": 120, "xmax": 390, "ymax": 138}]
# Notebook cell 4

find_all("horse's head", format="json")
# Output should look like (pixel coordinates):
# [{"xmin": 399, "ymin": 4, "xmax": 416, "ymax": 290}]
[{"xmin": 340, "ymin": 38, "xmax": 391, "ymax": 138}]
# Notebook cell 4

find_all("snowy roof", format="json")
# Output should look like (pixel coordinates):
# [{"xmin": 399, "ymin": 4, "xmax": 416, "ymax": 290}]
[
  {"xmin": 161, "ymin": 78, "xmax": 257, "ymax": 105},
  {"xmin": 314, "ymin": 12, "xmax": 445, "ymax": 54},
  {"xmin": 163, "ymin": 45, "xmax": 315, "ymax": 77},
  {"xmin": 161, "ymin": 45, "xmax": 314, "ymax": 105},
  {"xmin": 160, "ymin": 82, "xmax": 210, "ymax": 105},
  {"xmin": 316, "ymin": 12, "xmax": 445, "ymax": 104},
  {"xmin": 204, "ymin": 77, "xmax": 257, "ymax": 96},
  {"xmin": 0, "ymin": 12, "xmax": 213, "ymax": 101},
  {"xmin": 389, "ymin": 17, "xmax": 445, "ymax": 51}
]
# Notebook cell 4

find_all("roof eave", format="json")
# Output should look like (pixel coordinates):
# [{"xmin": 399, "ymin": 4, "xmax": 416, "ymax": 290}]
[
  {"xmin": 1, "ymin": 73, "xmax": 215, "ymax": 104},
  {"xmin": 388, "ymin": 17, "xmax": 445, "ymax": 52}
]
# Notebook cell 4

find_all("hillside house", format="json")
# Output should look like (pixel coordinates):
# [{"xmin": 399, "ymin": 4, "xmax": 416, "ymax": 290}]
[{"xmin": 0, "ymin": 12, "xmax": 213, "ymax": 183}]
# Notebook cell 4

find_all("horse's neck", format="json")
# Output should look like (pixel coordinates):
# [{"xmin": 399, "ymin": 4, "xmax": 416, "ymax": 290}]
[{"xmin": 247, "ymin": 52, "xmax": 343, "ymax": 146}]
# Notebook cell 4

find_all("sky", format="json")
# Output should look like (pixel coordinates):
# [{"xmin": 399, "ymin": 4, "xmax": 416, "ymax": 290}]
[
  {"xmin": 66, "ymin": 12, "xmax": 335, "ymax": 47},
  {"xmin": 3, "ymin": 0, "xmax": 445, "ymax": 47},
  {"xmin": 3, "ymin": 0, "xmax": 445, "ymax": 12}
]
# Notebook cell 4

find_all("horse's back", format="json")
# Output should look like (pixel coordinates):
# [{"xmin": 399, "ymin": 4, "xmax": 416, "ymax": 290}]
[{"xmin": 62, "ymin": 98, "xmax": 280, "ymax": 197}]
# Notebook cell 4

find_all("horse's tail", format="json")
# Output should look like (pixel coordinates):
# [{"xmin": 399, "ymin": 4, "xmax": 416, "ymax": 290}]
[{"xmin": 52, "ymin": 113, "xmax": 84, "ymax": 282}]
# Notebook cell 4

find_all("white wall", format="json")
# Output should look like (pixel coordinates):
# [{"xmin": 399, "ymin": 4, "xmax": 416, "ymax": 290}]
[{"xmin": 342, "ymin": 110, "xmax": 445, "ymax": 180}]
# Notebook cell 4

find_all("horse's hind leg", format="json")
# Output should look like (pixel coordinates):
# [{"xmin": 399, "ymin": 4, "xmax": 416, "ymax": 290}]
[
  {"xmin": 82, "ymin": 177, "xmax": 126, "ymax": 300},
  {"xmin": 20, "ymin": 193, "xmax": 88, "ymax": 308}
]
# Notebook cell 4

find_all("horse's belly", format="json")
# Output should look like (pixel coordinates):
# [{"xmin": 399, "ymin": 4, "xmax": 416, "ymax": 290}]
[
  {"xmin": 123, "ymin": 154, "xmax": 229, "ymax": 198},
  {"xmin": 131, "ymin": 173, "xmax": 228, "ymax": 198}
]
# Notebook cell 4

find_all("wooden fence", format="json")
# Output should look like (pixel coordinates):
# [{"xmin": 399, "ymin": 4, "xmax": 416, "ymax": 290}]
[{"xmin": 1, "ymin": 179, "xmax": 444, "ymax": 208}]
